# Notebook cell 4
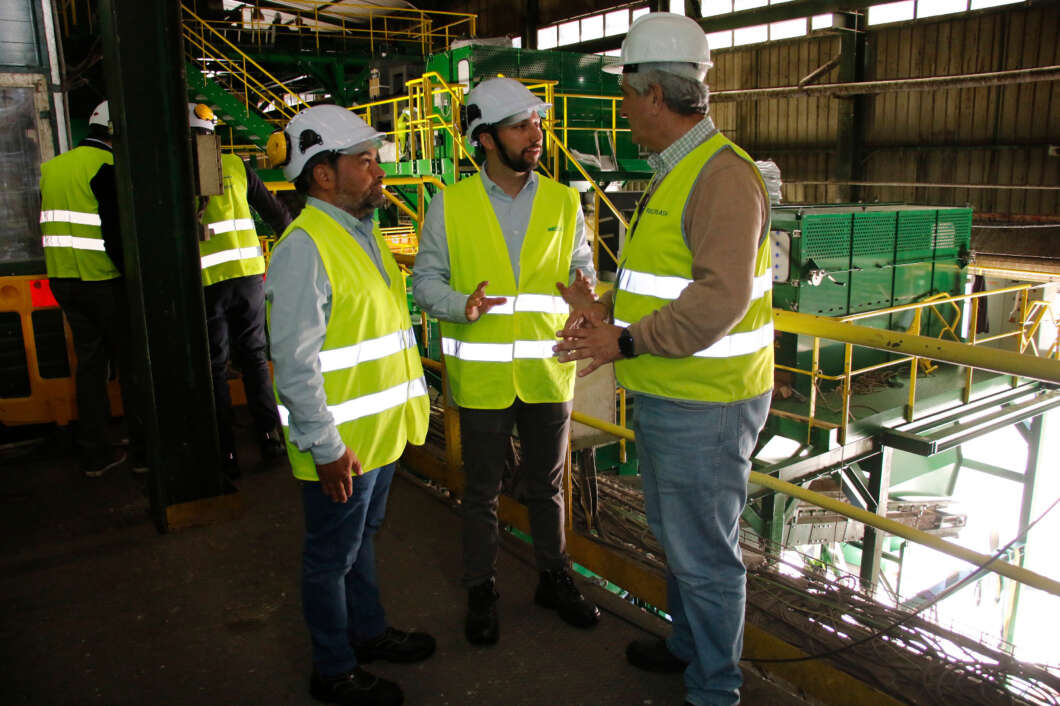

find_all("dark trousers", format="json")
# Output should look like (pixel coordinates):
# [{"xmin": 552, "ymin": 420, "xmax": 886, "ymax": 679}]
[
  {"xmin": 203, "ymin": 274, "xmax": 280, "ymax": 457},
  {"xmin": 51, "ymin": 277, "xmax": 140, "ymax": 468},
  {"xmin": 459, "ymin": 399, "xmax": 572, "ymax": 587},
  {"xmin": 301, "ymin": 463, "xmax": 394, "ymax": 675}
]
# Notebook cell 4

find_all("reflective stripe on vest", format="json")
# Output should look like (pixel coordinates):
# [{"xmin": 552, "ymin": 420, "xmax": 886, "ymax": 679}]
[
  {"xmin": 206, "ymin": 217, "xmax": 256, "ymax": 235},
  {"xmin": 319, "ymin": 327, "xmax": 418, "ymax": 372},
  {"xmin": 200, "ymin": 245, "xmax": 263, "ymax": 271},
  {"xmin": 269, "ymin": 205, "xmax": 428, "ymax": 480},
  {"xmin": 41, "ymin": 235, "xmax": 107, "ymax": 252},
  {"xmin": 438, "ymin": 173, "xmax": 579, "ymax": 408},
  {"xmin": 40, "ymin": 209, "xmax": 102, "ymax": 226},
  {"xmin": 39, "ymin": 144, "xmax": 120, "ymax": 281},
  {"xmin": 618, "ymin": 269, "xmax": 772, "ymax": 303},
  {"xmin": 441, "ymin": 337, "xmax": 557, "ymax": 362},
  {"xmin": 199, "ymin": 155, "xmax": 265, "ymax": 286},
  {"xmin": 613, "ymin": 133, "xmax": 774, "ymax": 403},
  {"xmin": 278, "ymin": 378, "xmax": 427, "ymax": 428}
]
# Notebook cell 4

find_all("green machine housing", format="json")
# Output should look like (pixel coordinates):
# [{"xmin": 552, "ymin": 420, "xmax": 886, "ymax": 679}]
[{"xmin": 769, "ymin": 204, "xmax": 972, "ymax": 394}]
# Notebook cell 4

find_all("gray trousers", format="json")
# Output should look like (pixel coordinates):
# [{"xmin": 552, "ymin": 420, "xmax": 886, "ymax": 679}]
[{"xmin": 459, "ymin": 399, "xmax": 573, "ymax": 587}]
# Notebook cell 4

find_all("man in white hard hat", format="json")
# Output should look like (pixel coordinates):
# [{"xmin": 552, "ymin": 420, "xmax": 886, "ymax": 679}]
[
  {"xmin": 412, "ymin": 76, "xmax": 600, "ymax": 646},
  {"xmin": 187, "ymin": 103, "xmax": 290, "ymax": 478},
  {"xmin": 265, "ymin": 104, "xmax": 435, "ymax": 706},
  {"xmin": 39, "ymin": 100, "xmax": 143, "ymax": 477},
  {"xmin": 555, "ymin": 12, "xmax": 772, "ymax": 706}
]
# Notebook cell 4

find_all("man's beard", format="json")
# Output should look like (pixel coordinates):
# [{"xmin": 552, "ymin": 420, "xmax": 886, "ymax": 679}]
[{"xmin": 497, "ymin": 137, "xmax": 540, "ymax": 173}]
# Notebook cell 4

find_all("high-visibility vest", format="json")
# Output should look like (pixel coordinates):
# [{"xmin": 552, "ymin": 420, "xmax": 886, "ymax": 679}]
[
  {"xmin": 39, "ymin": 143, "xmax": 121, "ymax": 281},
  {"xmin": 268, "ymin": 205, "xmax": 428, "ymax": 480},
  {"xmin": 439, "ymin": 173, "xmax": 579, "ymax": 409},
  {"xmin": 199, "ymin": 154, "xmax": 265, "ymax": 287},
  {"xmin": 613, "ymin": 134, "xmax": 774, "ymax": 403}
]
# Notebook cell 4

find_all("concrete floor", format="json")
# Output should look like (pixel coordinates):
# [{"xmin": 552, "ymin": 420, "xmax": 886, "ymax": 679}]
[{"xmin": 0, "ymin": 421, "xmax": 810, "ymax": 706}]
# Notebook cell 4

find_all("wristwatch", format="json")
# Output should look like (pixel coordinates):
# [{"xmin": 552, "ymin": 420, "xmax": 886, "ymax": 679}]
[{"xmin": 618, "ymin": 327, "xmax": 637, "ymax": 358}]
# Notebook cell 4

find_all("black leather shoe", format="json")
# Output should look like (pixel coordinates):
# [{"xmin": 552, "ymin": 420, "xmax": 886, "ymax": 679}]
[
  {"xmin": 260, "ymin": 430, "xmax": 286, "ymax": 462},
  {"xmin": 353, "ymin": 627, "xmax": 436, "ymax": 664},
  {"xmin": 309, "ymin": 667, "xmax": 403, "ymax": 706},
  {"xmin": 465, "ymin": 578, "xmax": 499, "ymax": 645},
  {"xmin": 534, "ymin": 569, "xmax": 600, "ymax": 628},
  {"xmin": 626, "ymin": 637, "xmax": 689, "ymax": 674}
]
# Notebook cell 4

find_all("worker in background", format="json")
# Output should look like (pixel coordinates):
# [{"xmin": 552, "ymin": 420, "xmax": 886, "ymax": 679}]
[
  {"xmin": 39, "ymin": 100, "xmax": 143, "ymax": 477},
  {"xmin": 188, "ymin": 103, "xmax": 290, "ymax": 477},
  {"xmin": 554, "ymin": 13, "xmax": 772, "ymax": 706},
  {"xmin": 265, "ymin": 105, "xmax": 434, "ymax": 706},
  {"xmin": 412, "ymin": 77, "xmax": 600, "ymax": 646}
]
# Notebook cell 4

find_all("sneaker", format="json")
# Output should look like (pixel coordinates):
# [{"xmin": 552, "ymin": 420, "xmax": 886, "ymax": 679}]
[
  {"xmin": 353, "ymin": 627, "xmax": 436, "ymax": 664},
  {"xmin": 626, "ymin": 637, "xmax": 689, "ymax": 674},
  {"xmin": 465, "ymin": 578, "xmax": 499, "ymax": 646},
  {"xmin": 309, "ymin": 667, "xmax": 402, "ymax": 706},
  {"xmin": 534, "ymin": 569, "xmax": 600, "ymax": 628},
  {"xmin": 222, "ymin": 452, "xmax": 240, "ymax": 480},
  {"xmin": 83, "ymin": 449, "xmax": 127, "ymax": 478}
]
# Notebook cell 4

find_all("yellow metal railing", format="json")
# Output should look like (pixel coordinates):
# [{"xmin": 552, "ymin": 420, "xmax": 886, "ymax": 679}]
[
  {"xmin": 182, "ymin": 1, "xmax": 476, "ymax": 56},
  {"xmin": 772, "ymin": 283, "xmax": 1060, "ymax": 444},
  {"xmin": 181, "ymin": 3, "xmax": 309, "ymax": 124},
  {"xmin": 569, "ymin": 406, "xmax": 1060, "ymax": 600}
]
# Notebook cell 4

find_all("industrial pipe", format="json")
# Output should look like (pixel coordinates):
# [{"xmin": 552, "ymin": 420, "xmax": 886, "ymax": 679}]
[{"xmin": 711, "ymin": 65, "xmax": 1060, "ymax": 102}]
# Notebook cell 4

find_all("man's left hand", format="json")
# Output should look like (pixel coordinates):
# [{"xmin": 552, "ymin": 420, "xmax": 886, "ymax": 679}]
[{"xmin": 554, "ymin": 321, "xmax": 623, "ymax": 377}]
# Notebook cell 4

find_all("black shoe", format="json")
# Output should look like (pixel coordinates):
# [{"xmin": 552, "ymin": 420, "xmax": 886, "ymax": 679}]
[
  {"xmin": 465, "ymin": 578, "xmax": 499, "ymax": 645},
  {"xmin": 626, "ymin": 637, "xmax": 689, "ymax": 674},
  {"xmin": 534, "ymin": 569, "xmax": 600, "ymax": 628},
  {"xmin": 353, "ymin": 627, "xmax": 436, "ymax": 664},
  {"xmin": 260, "ymin": 430, "xmax": 286, "ymax": 462},
  {"xmin": 83, "ymin": 449, "xmax": 127, "ymax": 478},
  {"xmin": 222, "ymin": 452, "xmax": 241, "ymax": 480},
  {"xmin": 309, "ymin": 667, "xmax": 403, "ymax": 706}
]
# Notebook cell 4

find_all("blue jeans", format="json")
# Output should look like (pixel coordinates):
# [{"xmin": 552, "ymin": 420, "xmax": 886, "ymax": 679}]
[
  {"xmin": 300, "ymin": 463, "xmax": 394, "ymax": 676},
  {"xmin": 633, "ymin": 392, "xmax": 770, "ymax": 706}
]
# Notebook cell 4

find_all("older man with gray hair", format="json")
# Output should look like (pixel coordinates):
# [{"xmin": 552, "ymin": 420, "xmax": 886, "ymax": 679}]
[{"xmin": 555, "ymin": 12, "xmax": 773, "ymax": 706}]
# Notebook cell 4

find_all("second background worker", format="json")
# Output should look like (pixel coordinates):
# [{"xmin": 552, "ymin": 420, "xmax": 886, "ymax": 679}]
[{"xmin": 413, "ymin": 77, "xmax": 600, "ymax": 646}]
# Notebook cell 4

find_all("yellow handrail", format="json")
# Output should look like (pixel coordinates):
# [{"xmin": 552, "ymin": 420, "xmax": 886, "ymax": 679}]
[{"xmin": 569, "ymin": 410, "xmax": 1060, "ymax": 599}]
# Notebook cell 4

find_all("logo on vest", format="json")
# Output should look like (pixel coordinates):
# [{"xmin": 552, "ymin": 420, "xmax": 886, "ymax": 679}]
[
  {"xmin": 547, "ymin": 226, "xmax": 562, "ymax": 232},
  {"xmin": 643, "ymin": 207, "xmax": 669, "ymax": 217}
]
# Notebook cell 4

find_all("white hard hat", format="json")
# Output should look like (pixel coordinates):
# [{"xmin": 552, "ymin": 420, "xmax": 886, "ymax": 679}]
[
  {"xmin": 188, "ymin": 103, "xmax": 217, "ymax": 132},
  {"xmin": 603, "ymin": 13, "xmax": 712, "ymax": 77},
  {"xmin": 465, "ymin": 77, "xmax": 550, "ymax": 146},
  {"xmin": 88, "ymin": 100, "xmax": 111, "ymax": 132},
  {"xmin": 267, "ymin": 104, "xmax": 384, "ymax": 182}
]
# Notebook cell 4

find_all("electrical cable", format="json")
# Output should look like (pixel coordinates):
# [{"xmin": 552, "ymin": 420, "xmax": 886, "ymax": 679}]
[{"xmin": 743, "ymin": 492, "xmax": 1060, "ymax": 664}]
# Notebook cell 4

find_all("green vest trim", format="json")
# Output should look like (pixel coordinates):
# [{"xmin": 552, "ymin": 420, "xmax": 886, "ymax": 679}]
[
  {"xmin": 438, "ymin": 173, "xmax": 579, "ymax": 408},
  {"xmin": 200, "ymin": 154, "xmax": 265, "ymax": 287},
  {"xmin": 268, "ymin": 205, "xmax": 429, "ymax": 480},
  {"xmin": 39, "ymin": 144, "xmax": 120, "ymax": 281},
  {"xmin": 613, "ymin": 134, "xmax": 774, "ymax": 403}
]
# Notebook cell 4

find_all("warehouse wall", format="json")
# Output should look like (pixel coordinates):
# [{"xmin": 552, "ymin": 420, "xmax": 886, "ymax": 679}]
[{"xmin": 712, "ymin": 2, "xmax": 1058, "ymax": 215}]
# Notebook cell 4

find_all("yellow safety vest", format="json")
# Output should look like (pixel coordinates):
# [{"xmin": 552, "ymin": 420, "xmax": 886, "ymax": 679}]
[
  {"xmin": 613, "ymin": 134, "xmax": 774, "ymax": 403},
  {"xmin": 268, "ymin": 205, "xmax": 428, "ymax": 480},
  {"xmin": 439, "ymin": 173, "xmax": 579, "ymax": 408},
  {"xmin": 39, "ymin": 144, "xmax": 121, "ymax": 281},
  {"xmin": 199, "ymin": 154, "xmax": 265, "ymax": 287}
]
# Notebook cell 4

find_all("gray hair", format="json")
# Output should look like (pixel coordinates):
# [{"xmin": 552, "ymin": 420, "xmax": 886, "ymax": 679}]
[{"xmin": 623, "ymin": 67, "xmax": 709, "ymax": 116}]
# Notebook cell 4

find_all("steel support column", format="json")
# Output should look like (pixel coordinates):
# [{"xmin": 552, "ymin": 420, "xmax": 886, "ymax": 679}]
[
  {"xmin": 858, "ymin": 446, "xmax": 892, "ymax": 589},
  {"xmin": 1006, "ymin": 412, "xmax": 1047, "ymax": 644},
  {"xmin": 835, "ymin": 12, "xmax": 866, "ymax": 203},
  {"xmin": 100, "ymin": 0, "xmax": 227, "ymax": 532}
]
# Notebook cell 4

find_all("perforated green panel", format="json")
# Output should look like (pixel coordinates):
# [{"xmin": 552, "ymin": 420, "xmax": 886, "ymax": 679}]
[
  {"xmin": 896, "ymin": 210, "xmax": 936, "ymax": 263},
  {"xmin": 852, "ymin": 212, "xmax": 896, "ymax": 257},
  {"xmin": 800, "ymin": 214, "xmax": 851, "ymax": 267}
]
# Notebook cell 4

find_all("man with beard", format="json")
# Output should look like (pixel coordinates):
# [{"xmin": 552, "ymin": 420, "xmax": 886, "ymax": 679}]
[
  {"xmin": 412, "ymin": 77, "xmax": 600, "ymax": 646},
  {"xmin": 265, "ymin": 105, "xmax": 434, "ymax": 706}
]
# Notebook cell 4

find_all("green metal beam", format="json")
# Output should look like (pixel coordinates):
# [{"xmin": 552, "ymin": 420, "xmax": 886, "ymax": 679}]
[{"xmin": 100, "ymin": 0, "xmax": 227, "ymax": 531}]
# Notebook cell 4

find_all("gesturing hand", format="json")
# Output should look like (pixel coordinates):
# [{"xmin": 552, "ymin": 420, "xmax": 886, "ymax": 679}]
[
  {"xmin": 316, "ymin": 446, "xmax": 363, "ymax": 503},
  {"xmin": 554, "ymin": 320, "xmax": 623, "ymax": 377},
  {"xmin": 556, "ymin": 268, "xmax": 607, "ymax": 332},
  {"xmin": 465, "ymin": 280, "xmax": 508, "ymax": 322}
]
